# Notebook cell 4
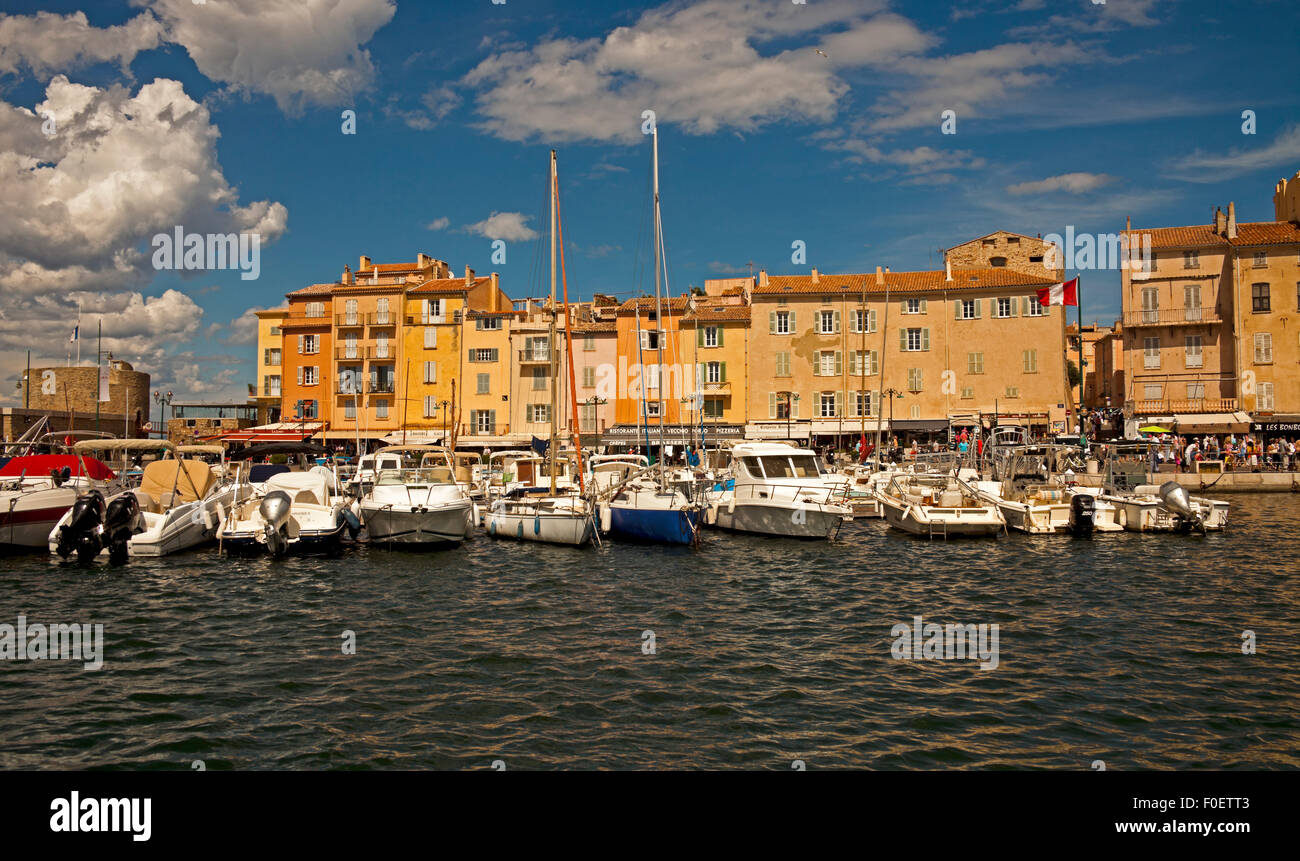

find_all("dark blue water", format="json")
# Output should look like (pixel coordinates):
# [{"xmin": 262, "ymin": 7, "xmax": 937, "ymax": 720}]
[{"xmin": 2, "ymin": 494, "xmax": 1297, "ymax": 770}]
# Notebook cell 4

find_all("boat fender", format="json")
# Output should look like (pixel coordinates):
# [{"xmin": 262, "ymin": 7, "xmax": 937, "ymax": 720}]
[
  {"xmin": 517, "ymin": 521, "xmax": 524, "ymax": 539},
  {"xmin": 534, "ymin": 515, "xmax": 541, "ymax": 535},
  {"xmin": 726, "ymin": 497, "xmax": 736, "ymax": 515},
  {"xmin": 598, "ymin": 503, "xmax": 612, "ymax": 534},
  {"xmin": 339, "ymin": 508, "xmax": 361, "ymax": 538}
]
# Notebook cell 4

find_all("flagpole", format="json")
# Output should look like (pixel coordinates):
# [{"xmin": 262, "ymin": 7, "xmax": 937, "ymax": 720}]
[
  {"xmin": 1076, "ymin": 274, "xmax": 1085, "ymax": 429},
  {"xmin": 95, "ymin": 320, "xmax": 101, "ymax": 432}
]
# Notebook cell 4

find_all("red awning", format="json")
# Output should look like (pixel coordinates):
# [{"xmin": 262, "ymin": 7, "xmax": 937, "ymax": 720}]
[
  {"xmin": 212, "ymin": 429, "xmax": 316, "ymax": 443},
  {"xmin": 0, "ymin": 454, "xmax": 116, "ymax": 480}
]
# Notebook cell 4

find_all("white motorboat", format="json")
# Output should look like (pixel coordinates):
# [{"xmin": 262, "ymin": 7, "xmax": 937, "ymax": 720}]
[
  {"xmin": 967, "ymin": 479, "xmax": 1105, "ymax": 535},
  {"xmin": 0, "ymin": 449, "xmax": 117, "ymax": 550},
  {"xmin": 1101, "ymin": 482, "xmax": 1229, "ymax": 532},
  {"xmin": 358, "ymin": 446, "xmax": 473, "ymax": 546},
  {"xmin": 710, "ymin": 443, "xmax": 851, "ymax": 539},
  {"xmin": 217, "ymin": 443, "xmax": 356, "ymax": 556},
  {"xmin": 873, "ymin": 473, "xmax": 1005, "ymax": 538},
  {"xmin": 588, "ymin": 454, "xmax": 649, "ymax": 493},
  {"xmin": 484, "ymin": 488, "xmax": 595, "ymax": 546}
]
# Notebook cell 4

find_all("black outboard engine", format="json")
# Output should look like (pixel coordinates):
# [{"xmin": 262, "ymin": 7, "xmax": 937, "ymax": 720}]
[
  {"xmin": 1069, "ymin": 493, "xmax": 1096, "ymax": 536},
  {"xmin": 103, "ymin": 493, "xmax": 141, "ymax": 564},
  {"xmin": 49, "ymin": 466, "xmax": 72, "ymax": 487},
  {"xmin": 56, "ymin": 490, "xmax": 106, "ymax": 563}
]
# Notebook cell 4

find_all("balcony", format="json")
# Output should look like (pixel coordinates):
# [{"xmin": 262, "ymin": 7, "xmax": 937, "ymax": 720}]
[
  {"xmin": 1131, "ymin": 398, "xmax": 1238, "ymax": 414},
  {"xmin": 367, "ymin": 381, "xmax": 396, "ymax": 394},
  {"xmin": 332, "ymin": 345, "xmax": 395, "ymax": 361},
  {"xmin": 279, "ymin": 313, "xmax": 330, "ymax": 329},
  {"xmin": 518, "ymin": 348, "xmax": 555, "ymax": 363},
  {"xmin": 406, "ymin": 311, "xmax": 462, "ymax": 326},
  {"xmin": 699, "ymin": 381, "xmax": 732, "ymax": 393},
  {"xmin": 366, "ymin": 312, "xmax": 398, "ymax": 327},
  {"xmin": 335, "ymin": 313, "xmax": 363, "ymax": 327},
  {"xmin": 1124, "ymin": 308, "xmax": 1221, "ymax": 328}
]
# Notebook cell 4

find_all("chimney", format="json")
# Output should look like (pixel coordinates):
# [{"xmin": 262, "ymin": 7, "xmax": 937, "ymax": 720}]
[
  {"xmin": 359, "ymin": 255, "xmax": 371, "ymax": 271},
  {"xmin": 371, "ymin": 265, "xmax": 379, "ymax": 285},
  {"xmin": 490, "ymin": 272, "xmax": 500, "ymax": 308},
  {"xmin": 758, "ymin": 268, "xmax": 769, "ymax": 288},
  {"xmin": 944, "ymin": 259, "xmax": 953, "ymax": 282},
  {"xmin": 1214, "ymin": 206, "xmax": 1225, "ymax": 235},
  {"xmin": 1227, "ymin": 201, "xmax": 1237, "ymax": 239},
  {"xmin": 342, "ymin": 264, "xmax": 352, "ymax": 285},
  {"xmin": 417, "ymin": 253, "xmax": 431, "ymax": 269},
  {"xmin": 875, "ymin": 265, "xmax": 884, "ymax": 286},
  {"xmin": 465, "ymin": 265, "xmax": 475, "ymax": 288},
  {"xmin": 810, "ymin": 267, "xmax": 819, "ymax": 284}
]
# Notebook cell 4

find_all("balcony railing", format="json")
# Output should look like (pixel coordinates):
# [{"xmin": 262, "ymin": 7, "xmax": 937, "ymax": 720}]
[
  {"xmin": 518, "ymin": 349, "xmax": 554, "ymax": 363},
  {"xmin": 332, "ymin": 345, "xmax": 394, "ymax": 360},
  {"xmin": 368, "ymin": 382, "xmax": 396, "ymax": 394},
  {"xmin": 699, "ymin": 381, "xmax": 731, "ymax": 393},
  {"xmin": 406, "ymin": 311, "xmax": 463, "ymax": 325},
  {"xmin": 1123, "ymin": 308, "xmax": 1221, "ymax": 327},
  {"xmin": 1131, "ymin": 398, "xmax": 1238, "ymax": 414},
  {"xmin": 367, "ymin": 312, "xmax": 398, "ymax": 326},
  {"xmin": 336, "ymin": 313, "xmax": 363, "ymax": 327}
]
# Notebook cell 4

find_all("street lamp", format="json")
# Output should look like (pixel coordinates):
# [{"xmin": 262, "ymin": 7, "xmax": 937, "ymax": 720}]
[
  {"xmin": 152, "ymin": 390, "xmax": 172, "ymax": 441},
  {"xmin": 776, "ymin": 390, "xmax": 800, "ymax": 444},
  {"xmin": 881, "ymin": 387, "xmax": 903, "ymax": 449},
  {"xmin": 438, "ymin": 399, "xmax": 450, "ymax": 443}
]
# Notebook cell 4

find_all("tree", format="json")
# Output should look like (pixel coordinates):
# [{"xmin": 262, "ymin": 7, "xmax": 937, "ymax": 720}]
[{"xmin": 1067, "ymin": 359, "xmax": 1082, "ymax": 389}]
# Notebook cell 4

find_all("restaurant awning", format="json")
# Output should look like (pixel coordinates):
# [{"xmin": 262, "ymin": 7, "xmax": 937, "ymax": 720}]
[
  {"xmin": 1251, "ymin": 415, "xmax": 1300, "ymax": 434},
  {"xmin": 889, "ymin": 419, "xmax": 949, "ymax": 432},
  {"xmin": 215, "ymin": 422, "xmax": 324, "ymax": 443},
  {"xmin": 1174, "ymin": 411, "xmax": 1251, "ymax": 434}
]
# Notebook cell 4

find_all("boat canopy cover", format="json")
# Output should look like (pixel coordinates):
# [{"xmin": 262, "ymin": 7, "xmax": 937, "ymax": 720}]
[
  {"xmin": 230, "ymin": 442, "xmax": 331, "ymax": 461},
  {"xmin": 73, "ymin": 438, "xmax": 174, "ymax": 452},
  {"xmin": 141, "ymin": 459, "xmax": 215, "ymax": 504},
  {"xmin": 0, "ymin": 454, "xmax": 115, "ymax": 480},
  {"xmin": 248, "ymin": 463, "xmax": 290, "ymax": 483},
  {"xmin": 265, "ymin": 470, "xmax": 332, "ymax": 506}
]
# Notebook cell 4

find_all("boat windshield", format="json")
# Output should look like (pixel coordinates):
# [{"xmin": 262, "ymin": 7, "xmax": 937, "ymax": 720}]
[
  {"xmin": 755, "ymin": 455, "xmax": 822, "ymax": 479},
  {"xmin": 377, "ymin": 466, "xmax": 455, "ymax": 486}
]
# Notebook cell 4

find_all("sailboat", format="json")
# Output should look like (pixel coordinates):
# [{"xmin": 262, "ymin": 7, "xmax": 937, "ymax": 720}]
[
  {"xmin": 600, "ymin": 128, "xmax": 703, "ymax": 546},
  {"xmin": 483, "ymin": 150, "xmax": 595, "ymax": 547}
]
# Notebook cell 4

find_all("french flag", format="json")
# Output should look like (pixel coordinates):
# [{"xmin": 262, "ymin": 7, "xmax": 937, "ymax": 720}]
[
  {"xmin": 1036, "ymin": 276, "xmax": 1079, "ymax": 307},
  {"xmin": 69, "ymin": 325, "xmax": 78, "ymax": 343}
]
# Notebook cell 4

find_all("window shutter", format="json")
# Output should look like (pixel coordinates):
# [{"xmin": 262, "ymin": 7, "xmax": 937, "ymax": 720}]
[
  {"xmin": 697, "ymin": 327, "xmax": 704, "ymax": 348},
  {"xmin": 1022, "ymin": 296, "xmax": 1031, "ymax": 315},
  {"xmin": 848, "ymin": 352, "xmax": 857, "ymax": 376},
  {"xmin": 900, "ymin": 328, "xmax": 908, "ymax": 351},
  {"xmin": 1009, "ymin": 298, "xmax": 1018, "ymax": 317},
  {"xmin": 869, "ymin": 309, "xmax": 876, "ymax": 332},
  {"xmin": 769, "ymin": 393, "xmax": 776, "ymax": 419},
  {"xmin": 835, "ymin": 391, "xmax": 842, "ymax": 417},
  {"xmin": 296, "ymin": 366, "xmax": 303, "ymax": 385},
  {"xmin": 297, "ymin": 334, "xmax": 304, "ymax": 354},
  {"xmin": 717, "ymin": 326, "xmax": 724, "ymax": 348},
  {"xmin": 974, "ymin": 299, "xmax": 982, "ymax": 318},
  {"xmin": 833, "ymin": 310, "xmax": 841, "ymax": 333},
  {"xmin": 954, "ymin": 300, "xmax": 962, "ymax": 319},
  {"xmin": 789, "ymin": 311, "xmax": 796, "ymax": 332},
  {"xmin": 920, "ymin": 300, "xmax": 928, "ymax": 314},
  {"xmin": 922, "ymin": 328, "xmax": 931, "ymax": 351},
  {"xmin": 769, "ymin": 312, "xmax": 776, "ymax": 334},
  {"xmin": 720, "ymin": 362, "xmax": 727, "ymax": 382},
  {"xmin": 834, "ymin": 351, "xmax": 842, "ymax": 376}
]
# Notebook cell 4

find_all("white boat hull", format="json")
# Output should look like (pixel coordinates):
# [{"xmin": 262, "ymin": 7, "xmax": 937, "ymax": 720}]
[
  {"xmin": 361, "ymin": 500, "xmax": 472, "ymax": 544},
  {"xmin": 876, "ymin": 494, "xmax": 1004, "ymax": 538},
  {"xmin": 484, "ymin": 501, "xmax": 593, "ymax": 546},
  {"xmin": 713, "ymin": 499, "xmax": 848, "ymax": 539}
]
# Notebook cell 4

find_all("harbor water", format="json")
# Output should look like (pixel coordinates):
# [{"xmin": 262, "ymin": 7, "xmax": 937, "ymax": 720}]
[{"xmin": 1, "ymin": 493, "xmax": 1297, "ymax": 770}]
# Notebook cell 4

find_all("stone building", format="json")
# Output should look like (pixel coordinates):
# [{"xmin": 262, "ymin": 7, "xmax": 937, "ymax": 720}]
[
  {"xmin": 943, "ymin": 231, "xmax": 1064, "ymax": 281},
  {"xmin": 15, "ymin": 360, "xmax": 151, "ymax": 438}
]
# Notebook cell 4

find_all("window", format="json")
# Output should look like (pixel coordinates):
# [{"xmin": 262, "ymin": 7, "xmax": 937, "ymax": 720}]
[
  {"xmin": 959, "ymin": 299, "xmax": 979, "ymax": 320},
  {"xmin": 1258, "ymin": 381, "xmax": 1275, "ymax": 411},
  {"xmin": 374, "ymin": 298, "xmax": 391, "ymax": 325},
  {"xmin": 815, "ymin": 351, "xmax": 840, "ymax": 376},
  {"xmin": 704, "ymin": 326, "xmax": 719, "ymax": 347},
  {"xmin": 1026, "ymin": 296, "xmax": 1045, "ymax": 316},
  {"xmin": 301, "ymin": 365, "xmax": 318, "ymax": 386},
  {"xmin": 305, "ymin": 302, "xmax": 325, "ymax": 318},
  {"xmin": 263, "ymin": 375, "xmax": 281, "ymax": 397},
  {"xmin": 532, "ymin": 366, "xmax": 547, "ymax": 390},
  {"xmin": 1253, "ymin": 251, "xmax": 1267, "ymax": 268},
  {"xmin": 264, "ymin": 348, "xmax": 281, "ymax": 366},
  {"xmin": 299, "ymin": 400, "xmax": 317, "ymax": 419},
  {"xmin": 1141, "ymin": 287, "xmax": 1159, "ymax": 323},
  {"xmin": 770, "ymin": 311, "xmax": 792, "ymax": 334},
  {"xmin": 424, "ymin": 327, "xmax": 437, "ymax": 349},
  {"xmin": 818, "ymin": 392, "xmax": 839, "ymax": 418},
  {"xmin": 582, "ymin": 366, "xmax": 595, "ymax": 388},
  {"xmin": 1029, "ymin": 255, "xmax": 1043, "ymax": 265},
  {"xmin": 476, "ymin": 316, "xmax": 502, "ymax": 331},
  {"xmin": 1187, "ymin": 382, "xmax": 1205, "ymax": 400},
  {"xmin": 902, "ymin": 328, "xmax": 929, "ymax": 351},
  {"xmin": 423, "ymin": 361, "xmax": 437, "ymax": 384},
  {"xmin": 706, "ymin": 361, "xmax": 722, "ymax": 384},
  {"xmin": 529, "ymin": 404, "xmax": 551, "ymax": 423},
  {"xmin": 471, "ymin": 348, "xmax": 499, "ymax": 363},
  {"xmin": 344, "ymin": 402, "xmax": 356, "ymax": 420},
  {"xmin": 702, "ymin": 398, "xmax": 724, "ymax": 419},
  {"xmin": 852, "ymin": 391, "xmax": 874, "ymax": 417},
  {"xmin": 1004, "ymin": 386, "xmax": 1019, "ymax": 398},
  {"xmin": 376, "ymin": 399, "xmax": 389, "ymax": 420},
  {"xmin": 337, "ymin": 367, "xmax": 360, "ymax": 394},
  {"xmin": 644, "ymin": 363, "xmax": 660, "ymax": 391},
  {"xmin": 644, "ymin": 401, "xmax": 661, "ymax": 418},
  {"xmin": 816, "ymin": 310, "xmax": 839, "ymax": 334},
  {"xmin": 774, "ymin": 352, "xmax": 791, "ymax": 377},
  {"xmin": 1144, "ymin": 384, "xmax": 1162, "ymax": 400},
  {"xmin": 907, "ymin": 368, "xmax": 923, "ymax": 392},
  {"xmin": 960, "ymin": 386, "xmax": 974, "ymax": 399},
  {"xmin": 989, "ymin": 256, "xmax": 1007, "ymax": 267},
  {"xmin": 477, "ymin": 373, "xmax": 490, "ymax": 395},
  {"xmin": 343, "ymin": 299, "xmax": 359, "ymax": 325},
  {"xmin": 1023, "ymin": 349, "xmax": 1038, "ymax": 373},
  {"xmin": 851, "ymin": 309, "xmax": 876, "ymax": 333},
  {"xmin": 1183, "ymin": 250, "xmax": 1199, "ymax": 269},
  {"xmin": 343, "ymin": 333, "xmax": 358, "ymax": 359},
  {"xmin": 1183, "ymin": 284, "xmax": 1201, "ymax": 321},
  {"xmin": 299, "ymin": 334, "xmax": 319, "ymax": 354},
  {"xmin": 1185, "ymin": 335, "xmax": 1203, "ymax": 368},
  {"xmin": 995, "ymin": 297, "xmax": 1014, "ymax": 318},
  {"xmin": 471, "ymin": 410, "xmax": 496, "ymax": 434},
  {"xmin": 583, "ymin": 334, "xmax": 595, "ymax": 351},
  {"xmin": 422, "ymin": 298, "xmax": 444, "ymax": 324},
  {"xmin": 1254, "ymin": 332, "xmax": 1273, "ymax": 364},
  {"xmin": 423, "ymin": 396, "xmax": 436, "ymax": 418},
  {"xmin": 1251, "ymin": 283, "xmax": 1270, "ymax": 312},
  {"xmin": 639, "ymin": 329, "xmax": 661, "ymax": 350},
  {"xmin": 968, "ymin": 352, "xmax": 984, "ymax": 374},
  {"xmin": 849, "ymin": 350, "xmax": 877, "ymax": 376},
  {"xmin": 1143, "ymin": 337, "xmax": 1160, "ymax": 369},
  {"xmin": 580, "ymin": 402, "xmax": 599, "ymax": 430},
  {"xmin": 904, "ymin": 298, "xmax": 925, "ymax": 314},
  {"xmin": 525, "ymin": 336, "xmax": 550, "ymax": 361}
]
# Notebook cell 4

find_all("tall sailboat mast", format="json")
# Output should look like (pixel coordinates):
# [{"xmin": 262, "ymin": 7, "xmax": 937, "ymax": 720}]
[
  {"xmin": 652, "ymin": 128, "xmax": 667, "ymax": 486},
  {"xmin": 549, "ymin": 149, "xmax": 559, "ymax": 495}
]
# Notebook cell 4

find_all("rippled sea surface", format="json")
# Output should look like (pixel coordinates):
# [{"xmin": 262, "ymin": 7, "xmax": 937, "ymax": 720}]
[{"xmin": 2, "ymin": 493, "xmax": 1298, "ymax": 770}]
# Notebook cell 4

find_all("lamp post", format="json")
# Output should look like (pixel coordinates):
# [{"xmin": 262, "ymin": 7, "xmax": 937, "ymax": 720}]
[
  {"xmin": 776, "ymin": 390, "xmax": 799, "ymax": 444},
  {"xmin": 152, "ymin": 390, "xmax": 172, "ymax": 442},
  {"xmin": 439, "ymin": 399, "xmax": 450, "ymax": 444},
  {"xmin": 882, "ymin": 387, "xmax": 903, "ymax": 450}
]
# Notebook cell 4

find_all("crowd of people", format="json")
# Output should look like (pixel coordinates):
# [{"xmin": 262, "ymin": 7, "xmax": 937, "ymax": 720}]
[{"xmin": 1130, "ymin": 432, "xmax": 1298, "ymax": 472}]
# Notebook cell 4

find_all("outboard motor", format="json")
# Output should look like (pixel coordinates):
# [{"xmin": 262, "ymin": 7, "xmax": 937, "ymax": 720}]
[
  {"xmin": 56, "ymin": 490, "xmax": 106, "ymax": 563},
  {"xmin": 1069, "ymin": 493, "xmax": 1096, "ymax": 535},
  {"xmin": 103, "ymin": 493, "xmax": 141, "ymax": 564},
  {"xmin": 49, "ymin": 466, "xmax": 72, "ymax": 487},
  {"xmin": 259, "ymin": 490, "xmax": 293, "ymax": 557},
  {"xmin": 1158, "ymin": 480, "xmax": 1204, "ymax": 532}
]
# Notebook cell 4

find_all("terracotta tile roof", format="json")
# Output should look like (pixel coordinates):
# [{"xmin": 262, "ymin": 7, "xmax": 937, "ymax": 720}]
[
  {"xmin": 570, "ymin": 320, "xmax": 617, "ymax": 333},
  {"xmin": 409, "ymin": 277, "xmax": 490, "ymax": 294},
  {"xmin": 285, "ymin": 282, "xmax": 338, "ymax": 298},
  {"xmin": 683, "ymin": 305, "xmax": 751, "ymax": 323},
  {"xmin": 754, "ymin": 267, "xmax": 1057, "ymax": 296},
  {"xmin": 617, "ymin": 295, "xmax": 693, "ymax": 313},
  {"xmin": 1137, "ymin": 221, "xmax": 1300, "ymax": 249}
]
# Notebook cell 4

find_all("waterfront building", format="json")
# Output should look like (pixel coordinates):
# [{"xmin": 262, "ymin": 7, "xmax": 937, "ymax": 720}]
[
  {"xmin": 746, "ymin": 263, "xmax": 1069, "ymax": 446},
  {"xmin": 254, "ymin": 308, "xmax": 287, "ymax": 425},
  {"xmin": 943, "ymin": 230, "xmax": 1064, "ymax": 280},
  {"xmin": 1068, "ymin": 321, "xmax": 1122, "ymax": 409},
  {"xmin": 1120, "ymin": 202, "xmax": 1300, "ymax": 435},
  {"xmin": 569, "ymin": 294, "xmax": 619, "ymax": 441}
]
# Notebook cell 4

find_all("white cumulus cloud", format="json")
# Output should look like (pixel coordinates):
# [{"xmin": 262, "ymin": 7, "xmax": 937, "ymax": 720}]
[
  {"xmin": 462, "ymin": 212, "xmax": 538, "ymax": 242},
  {"xmin": 1006, "ymin": 172, "xmax": 1115, "ymax": 196}
]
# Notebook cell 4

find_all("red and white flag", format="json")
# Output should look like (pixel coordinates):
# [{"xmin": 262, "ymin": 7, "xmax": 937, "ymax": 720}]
[{"xmin": 1037, "ymin": 277, "xmax": 1079, "ymax": 307}]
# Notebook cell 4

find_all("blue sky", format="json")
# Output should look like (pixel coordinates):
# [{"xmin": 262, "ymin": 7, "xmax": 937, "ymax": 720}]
[{"xmin": 1, "ymin": 0, "xmax": 1298, "ymax": 401}]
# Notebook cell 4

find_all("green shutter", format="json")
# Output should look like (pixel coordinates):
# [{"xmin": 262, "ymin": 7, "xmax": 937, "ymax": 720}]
[
  {"xmin": 834, "ymin": 351, "xmax": 842, "ymax": 376},
  {"xmin": 1022, "ymin": 296, "xmax": 1030, "ymax": 316},
  {"xmin": 717, "ymin": 326, "xmax": 724, "ymax": 347},
  {"xmin": 697, "ymin": 326, "xmax": 704, "ymax": 348},
  {"xmin": 788, "ymin": 311, "xmax": 796, "ymax": 332},
  {"xmin": 954, "ymin": 300, "xmax": 962, "ymax": 319},
  {"xmin": 835, "ymin": 391, "xmax": 842, "ymax": 417},
  {"xmin": 720, "ymin": 362, "xmax": 727, "ymax": 382},
  {"xmin": 869, "ymin": 309, "xmax": 877, "ymax": 332},
  {"xmin": 974, "ymin": 299, "xmax": 982, "ymax": 319}
]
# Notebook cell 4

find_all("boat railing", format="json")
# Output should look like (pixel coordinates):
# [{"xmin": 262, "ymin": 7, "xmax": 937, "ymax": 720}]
[{"xmin": 730, "ymin": 480, "xmax": 842, "ymax": 508}]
